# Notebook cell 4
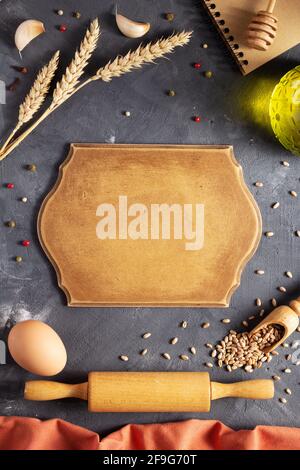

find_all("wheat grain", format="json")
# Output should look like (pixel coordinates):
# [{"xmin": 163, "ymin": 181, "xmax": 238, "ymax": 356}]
[
  {"xmin": 95, "ymin": 31, "xmax": 192, "ymax": 83},
  {"xmin": 50, "ymin": 18, "xmax": 100, "ymax": 109}
]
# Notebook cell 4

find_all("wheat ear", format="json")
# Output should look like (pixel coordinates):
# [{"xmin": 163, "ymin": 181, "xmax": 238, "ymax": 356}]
[
  {"xmin": 94, "ymin": 31, "xmax": 192, "ymax": 82},
  {"xmin": 0, "ymin": 30, "xmax": 191, "ymax": 162},
  {"xmin": 49, "ymin": 18, "xmax": 100, "ymax": 110},
  {"xmin": 1, "ymin": 51, "xmax": 59, "ymax": 151}
]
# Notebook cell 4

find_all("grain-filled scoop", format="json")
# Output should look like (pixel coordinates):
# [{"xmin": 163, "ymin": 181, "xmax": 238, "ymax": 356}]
[{"xmin": 24, "ymin": 372, "xmax": 274, "ymax": 412}]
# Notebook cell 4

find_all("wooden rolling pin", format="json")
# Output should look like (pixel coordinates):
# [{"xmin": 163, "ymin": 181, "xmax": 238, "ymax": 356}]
[{"xmin": 24, "ymin": 372, "xmax": 274, "ymax": 412}]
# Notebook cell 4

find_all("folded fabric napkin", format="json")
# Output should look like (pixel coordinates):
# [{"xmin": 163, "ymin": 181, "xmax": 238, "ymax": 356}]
[{"xmin": 0, "ymin": 417, "xmax": 299, "ymax": 450}]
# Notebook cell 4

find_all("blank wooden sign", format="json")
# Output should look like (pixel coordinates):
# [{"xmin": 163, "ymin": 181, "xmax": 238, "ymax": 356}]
[{"xmin": 38, "ymin": 144, "xmax": 261, "ymax": 307}]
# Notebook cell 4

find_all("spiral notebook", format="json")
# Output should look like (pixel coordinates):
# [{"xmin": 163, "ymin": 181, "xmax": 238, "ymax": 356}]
[{"xmin": 201, "ymin": 0, "xmax": 300, "ymax": 75}]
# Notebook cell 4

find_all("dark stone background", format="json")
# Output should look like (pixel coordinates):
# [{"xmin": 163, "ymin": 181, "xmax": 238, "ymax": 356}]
[{"xmin": 0, "ymin": 0, "xmax": 300, "ymax": 436}]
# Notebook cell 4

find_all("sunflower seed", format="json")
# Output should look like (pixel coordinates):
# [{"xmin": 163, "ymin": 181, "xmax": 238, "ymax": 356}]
[
  {"xmin": 202, "ymin": 322, "xmax": 210, "ymax": 329},
  {"xmin": 271, "ymin": 202, "xmax": 280, "ymax": 209},
  {"xmin": 170, "ymin": 337, "xmax": 178, "ymax": 345},
  {"xmin": 120, "ymin": 355, "xmax": 129, "ymax": 362},
  {"xmin": 142, "ymin": 332, "xmax": 152, "ymax": 339},
  {"xmin": 162, "ymin": 352, "xmax": 171, "ymax": 360},
  {"xmin": 180, "ymin": 354, "xmax": 189, "ymax": 361}
]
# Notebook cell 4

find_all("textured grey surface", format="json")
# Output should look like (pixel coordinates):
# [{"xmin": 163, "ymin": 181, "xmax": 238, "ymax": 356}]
[{"xmin": 0, "ymin": 0, "xmax": 300, "ymax": 437}]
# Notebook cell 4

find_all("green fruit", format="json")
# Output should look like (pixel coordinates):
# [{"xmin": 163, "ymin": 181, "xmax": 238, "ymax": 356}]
[{"xmin": 269, "ymin": 66, "xmax": 300, "ymax": 156}]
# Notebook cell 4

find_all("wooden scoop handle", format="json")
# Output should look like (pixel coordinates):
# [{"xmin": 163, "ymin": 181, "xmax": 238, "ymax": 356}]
[
  {"xmin": 211, "ymin": 379, "xmax": 274, "ymax": 400},
  {"xmin": 267, "ymin": 0, "xmax": 277, "ymax": 13}
]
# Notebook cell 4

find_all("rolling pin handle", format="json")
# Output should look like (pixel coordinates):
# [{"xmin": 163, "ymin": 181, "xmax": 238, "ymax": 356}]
[
  {"xmin": 211, "ymin": 379, "xmax": 274, "ymax": 401},
  {"xmin": 24, "ymin": 381, "xmax": 88, "ymax": 401}
]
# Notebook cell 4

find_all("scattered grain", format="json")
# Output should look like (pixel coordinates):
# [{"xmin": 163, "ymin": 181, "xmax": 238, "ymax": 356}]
[
  {"xmin": 255, "ymin": 269, "xmax": 265, "ymax": 275},
  {"xmin": 284, "ymin": 368, "xmax": 291, "ymax": 373},
  {"xmin": 201, "ymin": 322, "xmax": 210, "ymax": 329},
  {"xmin": 285, "ymin": 388, "xmax": 292, "ymax": 395},
  {"xmin": 162, "ymin": 352, "xmax": 171, "ymax": 360},
  {"xmin": 297, "ymin": 326, "xmax": 300, "ymax": 333},
  {"xmin": 180, "ymin": 320, "xmax": 188, "ymax": 329},
  {"xmin": 295, "ymin": 231, "xmax": 300, "ymax": 237},
  {"xmin": 205, "ymin": 362, "xmax": 213, "ymax": 368},
  {"xmin": 272, "ymin": 375, "xmax": 281, "ymax": 381},
  {"xmin": 285, "ymin": 271, "xmax": 293, "ymax": 278},
  {"xmin": 254, "ymin": 181, "xmax": 263, "ymax": 187},
  {"xmin": 205, "ymin": 343, "xmax": 213, "ymax": 349},
  {"xmin": 190, "ymin": 346, "xmax": 196, "ymax": 355},
  {"xmin": 282, "ymin": 343, "xmax": 289, "ymax": 348},
  {"xmin": 142, "ymin": 332, "xmax": 151, "ymax": 339},
  {"xmin": 271, "ymin": 202, "xmax": 280, "ymax": 209},
  {"xmin": 281, "ymin": 161, "xmax": 289, "ymax": 167},
  {"xmin": 290, "ymin": 190, "xmax": 297, "ymax": 198},
  {"xmin": 286, "ymin": 354, "xmax": 292, "ymax": 361},
  {"xmin": 242, "ymin": 320, "xmax": 249, "ymax": 327},
  {"xmin": 248, "ymin": 315, "xmax": 256, "ymax": 320},
  {"xmin": 180, "ymin": 354, "xmax": 189, "ymax": 361},
  {"xmin": 255, "ymin": 298, "xmax": 262, "ymax": 307},
  {"xmin": 222, "ymin": 318, "xmax": 231, "ymax": 324},
  {"xmin": 271, "ymin": 298, "xmax": 277, "ymax": 307},
  {"xmin": 170, "ymin": 337, "xmax": 178, "ymax": 345},
  {"xmin": 278, "ymin": 286, "xmax": 286, "ymax": 293},
  {"xmin": 120, "ymin": 355, "xmax": 129, "ymax": 362},
  {"xmin": 211, "ymin": 350, "xmax": 217, "ymax": 358},
  {"xmin": 140, "ymin": 348, "xmax": 148, "ymax": 356},
  {"xmin": 265, "ymin": 231, "xmax": 274, "ymax": 237},
  {"xmin": 279, "ymin": 397, "xmax": 287, "ymax": 404}
]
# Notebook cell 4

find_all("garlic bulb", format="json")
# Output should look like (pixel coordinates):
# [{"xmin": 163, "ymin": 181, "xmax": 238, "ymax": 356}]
[
  {"xmin": 115, "ymin": 11, "xmax": 150, "ymax": 38},
  {"xmin": 15, "ymin": 19, "xmax": 45, "ymax": 52}
]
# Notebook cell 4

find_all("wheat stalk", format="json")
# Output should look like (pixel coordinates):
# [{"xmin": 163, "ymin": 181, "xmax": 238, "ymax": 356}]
[
  {"xmin": 49, "ymin": 18, "xmax": 100, "ymax": 110},
  {"xmin": 0, "ymin": 51, "xmax": 59, "ymax": 151},
  {"xmin": 0, "ymin": 29, "xmax": 192, "ymax": 161},
  {"xmin": 94, "ymin": 31, "xmax": 192, "ymax": 82}
]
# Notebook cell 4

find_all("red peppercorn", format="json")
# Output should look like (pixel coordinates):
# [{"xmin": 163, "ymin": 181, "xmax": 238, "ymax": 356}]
[
  {"xmin": 194, "ymin": 116, "xmax": 201, "ymax": 123},
  {"xmin": 22, "ymin": 240, "xmax": 30, "ymax": 247},
  {"xmin": 6, "ymin": 183, "xmax": 14, "ymax": 189},
  {"xmin": 193, "ymin": 62, "xmax": 201, "ymax": 69},
  {"xmin": 59, "ymin": 24, "xmax": 67, "ymax": 32}
]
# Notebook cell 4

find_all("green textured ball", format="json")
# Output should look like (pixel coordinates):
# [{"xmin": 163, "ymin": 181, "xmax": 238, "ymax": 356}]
[{"xmin": 269, "ymin": 66, "xmax": 300, "ymax": 156}]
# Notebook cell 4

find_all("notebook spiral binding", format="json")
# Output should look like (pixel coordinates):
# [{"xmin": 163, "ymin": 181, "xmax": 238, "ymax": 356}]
[{"xmin": 203, "ymin": 0, "xmax": 249, "ymax": 68}]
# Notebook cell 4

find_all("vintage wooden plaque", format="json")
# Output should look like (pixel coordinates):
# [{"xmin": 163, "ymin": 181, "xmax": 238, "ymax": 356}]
[{"xmin": 38, "ymin": 144, "xmax": 261, "ymax": 307}]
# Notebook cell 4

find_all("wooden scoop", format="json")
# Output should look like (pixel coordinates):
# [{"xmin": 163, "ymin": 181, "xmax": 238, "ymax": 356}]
[
  {"xmin": 24, "ymin": 371, "xmax": 274, "ymax": 412},
  {"xmin": 247, "ymin": 0, "xmax": 278, "ymax": 51},
  {"xmin": 250, "ymin": 296, "xmax": 300, "ymax": 353}
]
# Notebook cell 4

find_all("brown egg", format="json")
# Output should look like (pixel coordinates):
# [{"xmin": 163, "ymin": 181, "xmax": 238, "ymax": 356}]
[{"xmin": 8, "ymin": 320, "xmax": 67, "ymax": 376}]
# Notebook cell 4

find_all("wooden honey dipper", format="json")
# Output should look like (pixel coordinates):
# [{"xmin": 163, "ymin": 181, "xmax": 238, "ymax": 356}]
[
  {"xmin": 247, "ymin": 0, "xmax": 278, "ymax": 51},
  {"xmin": 250, "ymin": 296, "xmax": 300, "ymax": 353}
]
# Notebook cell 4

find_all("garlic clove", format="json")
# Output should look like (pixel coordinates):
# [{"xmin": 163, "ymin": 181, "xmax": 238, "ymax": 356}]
[
  {"xmin": 115, "ymin": 11, "xmax": 150, "ymax": 38},
  {"xmin": 15, "ymin": 19, "xmax": 45, "ymax": 52}
]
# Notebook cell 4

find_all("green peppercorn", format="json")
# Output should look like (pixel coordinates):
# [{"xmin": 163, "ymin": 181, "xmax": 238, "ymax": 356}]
[
  {"xmin": 73, "ymin": 11, "xmax": 81, "ymax": 19},
  {"xmin": 6, "ymin": 220, "xmax": 16, "ymax": 228},
  {"xmin": 165, "ymin": 12, "xmax": 175, "ymax": 21},
  {"xmin": 15, "ymin": 256, "xmax": 23, "ymax": 263},
  {"xmin": 27, "ymin": 163, "xmax": 36, "ymax": 172},
  {"xmin": 204, "ymin": 70, "xmax": 213, "ymax": 78},
  {"xmin": 167, "ymin": 89, "xmax": 176, "ymax": 97}
]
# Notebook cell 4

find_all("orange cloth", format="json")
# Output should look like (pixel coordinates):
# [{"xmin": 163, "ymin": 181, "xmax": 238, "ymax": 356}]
[{"xmin": 0, "ymin": 417, "xmax": 300, "ymax": 450}]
